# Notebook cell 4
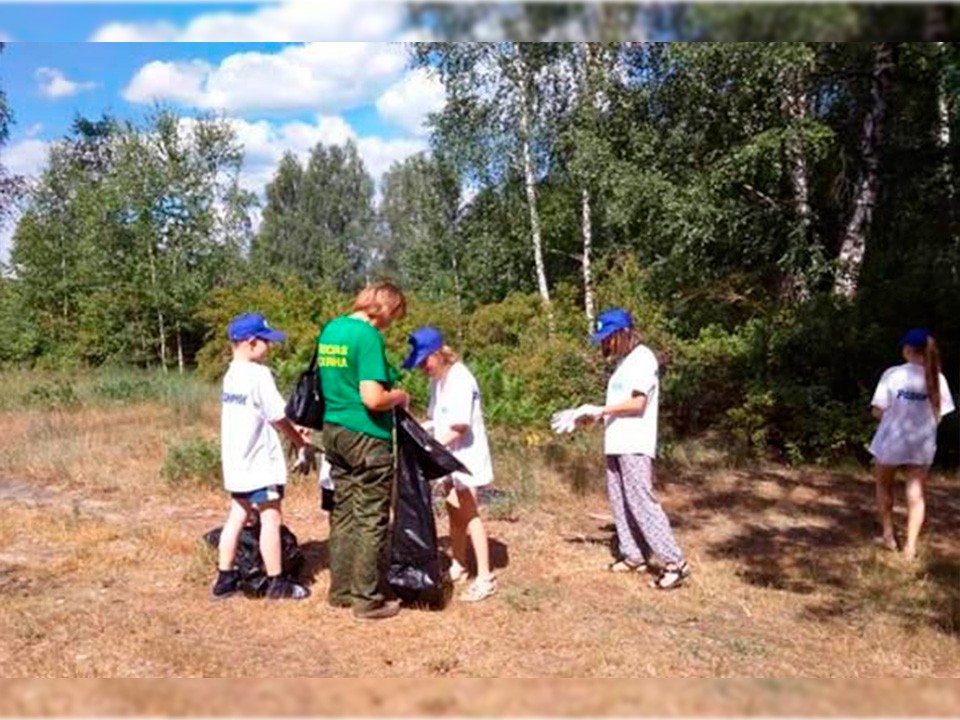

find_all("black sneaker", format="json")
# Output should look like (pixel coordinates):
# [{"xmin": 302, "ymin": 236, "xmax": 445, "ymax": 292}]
[
  {"xmin": 211, "ymin": 570, "xmax": 240, "ymax": 600},
  {"xmin": 264, "ymin": 576, "xmax": 310, "ymax": 601}
]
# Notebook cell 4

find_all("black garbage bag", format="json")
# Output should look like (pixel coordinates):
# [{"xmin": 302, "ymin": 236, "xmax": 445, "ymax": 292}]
[
  {"xmin": 203, "ymin": 523, "xmax": 304, "ymax": 597},
  {"xmin": 388, "ymin": 408, "xmax": 470, "ymax": 607}
]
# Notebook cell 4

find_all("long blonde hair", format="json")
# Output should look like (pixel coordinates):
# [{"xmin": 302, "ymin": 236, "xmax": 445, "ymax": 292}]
[
  {"xmin": 923, "ymin": 336, "xmax": 942, "ymax": 418},
  {"xmin": 353, "ymin": 282, "xmax": 407, "ymax": 324}
]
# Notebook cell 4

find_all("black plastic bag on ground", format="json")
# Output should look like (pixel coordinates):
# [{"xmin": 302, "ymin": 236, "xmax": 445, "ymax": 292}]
[
  {"xmin": 388, "ymin": 408, "xmax": 470, "ymax": 607},
  {"xmin": 203, "ymin": 523, "xmax": 304, "ymax": 597}
]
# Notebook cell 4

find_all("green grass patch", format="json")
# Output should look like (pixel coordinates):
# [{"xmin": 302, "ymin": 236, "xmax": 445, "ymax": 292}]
[{"xmin": 162, "ymin": 437, "xmax": 222, "ymax": 488}]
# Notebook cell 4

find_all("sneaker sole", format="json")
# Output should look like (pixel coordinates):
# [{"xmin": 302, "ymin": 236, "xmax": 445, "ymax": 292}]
[{"xmin": 460, "ymin": 585, "xmax": 497, "ymax": 602}]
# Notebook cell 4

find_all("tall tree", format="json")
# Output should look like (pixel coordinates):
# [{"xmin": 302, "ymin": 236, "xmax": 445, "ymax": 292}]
[
  {"xmin": 413, "ymin": 43, "xmax": 562, "ymax": 325},
  {"xmin": 252, "ymin": 140, "xmax": 375, "ymax": 290},
  {"xmin": 834, "ymin": 43, "xmax": 897, "ymax": 299},
  {"xmin": 10, "ymin": 110, "xmax": 250, "ymax": 367},
  {"xmin": 380, "ymin": 152, "xmax": 461, "ymax": 304},
  {"xmin": 0, "ymin": 42, "xmax": 24, "ymax": 232}
]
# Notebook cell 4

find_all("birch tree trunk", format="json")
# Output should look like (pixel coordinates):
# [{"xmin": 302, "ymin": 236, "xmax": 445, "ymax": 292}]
[
  {"xmin": 512, "ymin": 50, "xmax": 553, "ymax": 323},
  {"xmin": 581, "ymin": 186, "xmax": 596, "ymax": 330},
  {"xmin": 781, "ymin": 64, "xmax": 813, "ymax": 303},
  {"xmin": 833, "ymin": 42, "xmax": 896, "ymax": 299},
  {"xmin": 176, "ymin": 323, "xmax": 185, "ymax": 374},
  {"xmin": 578, "ymin": 42, "xmax": 599, "ymax": 329},
  {"xmin": 937, "ymin": 42, "xmax": 953, "ymax": 194},
  {"xmin": 147, "ymin": 244, "xmax": 168, "ymax": 372}
]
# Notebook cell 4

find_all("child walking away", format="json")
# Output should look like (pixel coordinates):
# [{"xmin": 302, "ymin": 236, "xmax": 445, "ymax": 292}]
[
  {"xmin": 869, "ymin": 328, "xmax": 955, "ymax": 561},
  {"xmin": 403, "ymin": 328, "xmax": 497, "ymax": 602},
  {"xmin": 212, "ymin": 313, "xmax": 316, "ymax": 601},
  {"xmin": 553, "ymin": 308, "xmax": 689, "ymax": 590}
]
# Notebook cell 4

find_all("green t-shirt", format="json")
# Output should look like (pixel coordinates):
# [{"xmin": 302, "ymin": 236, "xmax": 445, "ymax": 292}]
[{"xmin": 318, "ymin": 316, "xmax": 394, "ymax": 440}]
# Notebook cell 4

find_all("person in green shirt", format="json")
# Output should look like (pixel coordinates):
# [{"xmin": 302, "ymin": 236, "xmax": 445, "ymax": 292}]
[{"xmin": 319, "ymin": 281, "xmax": 410, "ymax": 620}]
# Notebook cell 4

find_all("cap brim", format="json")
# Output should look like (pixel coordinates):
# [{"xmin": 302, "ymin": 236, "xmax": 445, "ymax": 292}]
[
  {"xmin": 402, "ymin": 348, "xmax": 429, "ymax": 370},
  {"xmin": 257, "ymin": 329, "xmax": 286, "ymax": 343},
  {"xmin": 590, "ymin": 326, "xmax": 620, "ymax": 345}
]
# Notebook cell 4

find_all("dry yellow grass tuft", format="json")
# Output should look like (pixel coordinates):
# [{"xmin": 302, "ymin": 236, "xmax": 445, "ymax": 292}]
[{"xmin": 1, "ymin": 398, "xmax": 959, "ymax": 702}]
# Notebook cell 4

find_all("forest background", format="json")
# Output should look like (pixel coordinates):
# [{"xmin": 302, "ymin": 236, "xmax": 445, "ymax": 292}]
[{"xmin": 3, "ymin": 29, "xmax": 960, "ymax": 469}]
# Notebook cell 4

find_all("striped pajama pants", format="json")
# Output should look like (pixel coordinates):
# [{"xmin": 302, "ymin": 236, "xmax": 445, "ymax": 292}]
[{"xmin": 606, "ymin": 454, "xmax": 684, "ymax": 566}]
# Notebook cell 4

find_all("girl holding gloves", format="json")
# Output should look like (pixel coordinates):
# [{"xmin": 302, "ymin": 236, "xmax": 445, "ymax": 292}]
[{"xmin": 554, "ymin": 308, "xmax": 690, "ymax": 590}]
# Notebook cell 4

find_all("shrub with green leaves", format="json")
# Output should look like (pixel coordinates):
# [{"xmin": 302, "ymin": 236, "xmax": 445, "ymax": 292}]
[
  {"xmin": 23, "ymin": 380, "xmax": 80, "ymax": 409},
  {"xmin": 162, "ymin": 437, "xmax": 222, "ymax": 487}
]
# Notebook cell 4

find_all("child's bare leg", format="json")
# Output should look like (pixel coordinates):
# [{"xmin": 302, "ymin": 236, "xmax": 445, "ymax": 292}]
[
  {"xmin": 258, "ymin": 501, "xmax": 283, "ymax": 577},
  {"xmin": 459, "ymin": 488, "xmax": 492, "ymax": 580},
  {"xmin": 445, "ymin": 484, "xmax": 469, "ymax": 574},
  {"xmin": 903, "ymin": 467, "xmax": 928, "ymax": 561},
  {"xmin": 218, "ymin": 498, "xmax": 251, "ymax": 571},
  {"xmin": 874, "ymin": 464, "xmax": 896, "ymax": 546}
]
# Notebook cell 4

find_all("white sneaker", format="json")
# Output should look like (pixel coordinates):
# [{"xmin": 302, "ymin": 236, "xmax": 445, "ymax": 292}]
[{"xmin": 460, "ymin": 576, "xmax": 497, "ymax": 602}]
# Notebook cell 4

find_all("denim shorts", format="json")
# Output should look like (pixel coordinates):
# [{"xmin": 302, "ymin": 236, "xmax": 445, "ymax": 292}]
[{"xmin": 231, "ymin": 484, "xmax": 285, "ymax": 506}]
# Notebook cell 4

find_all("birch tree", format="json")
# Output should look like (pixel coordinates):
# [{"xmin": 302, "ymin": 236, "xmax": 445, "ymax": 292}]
[
  {"xmin": 834, "ymin": 43, "xmax": 897, "ymax": 299},
  {"xmin": 413, "ymin": 42, "xmax": 561, "ymax": 325}
]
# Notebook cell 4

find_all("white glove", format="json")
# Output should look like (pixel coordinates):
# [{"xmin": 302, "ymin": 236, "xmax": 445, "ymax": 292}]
[
  {"xmin": 318, "ymin": 456, "xmax": 334, "ymax": 491},
  {"xmin": 550, "ymin": 404, "xmax": 605, "ymax": 434},
  {"xmin": 550, "ymin": 408, "xmax": 579, "ymax": 434},
  {"xmin": 293, "ymin": 445, "xmax": 317, "ymax": 475},
  {"xmin": 575, "ymin": 404, "xmax": 605, "ymax": 421}
]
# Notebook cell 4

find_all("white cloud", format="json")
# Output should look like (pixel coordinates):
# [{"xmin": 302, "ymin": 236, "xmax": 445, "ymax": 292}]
[
  {"xmin": 90, "ymin": 21, "xmax": 178, "ymax": 43},
  {"xmin": 226, "ymin": 115, "xmax": 426, "ymax": 197},
  {"xmin": 0, "ymin": 224, "xmax": 14, "ymax": 265},
  {"xmin": 0, "ymin": 31, "xmax": 12, "ymax": 43},
  {"xmin": 1, "ymin": 137, "xmax": 51, "ymax": 264},
  {"xmin": 375, "ymin": 67, "xmax": 446, "ymax": 136},
  {"xmin": 356, "ymin": 136, "xmax": 427, "ymax": 181},
  {"xmin": 36, "ymin": 67, "xmax": 98, "ymax": 99},
  {"xmin": 3, "ymin": 137, "xmax": 50, "ymax": 179},
  {"xmin": 123, "ymin": 43, "xmax": 410, "ymax": 114},
  {"xmin": 91, "ymin": 2, "xmax": 409, "ymax": 43}
]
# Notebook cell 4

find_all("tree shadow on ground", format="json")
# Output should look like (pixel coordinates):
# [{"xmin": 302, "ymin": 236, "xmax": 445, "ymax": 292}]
[{"xmin": 660, "ymin": 466, "xmax": 960, "ymax": 636}]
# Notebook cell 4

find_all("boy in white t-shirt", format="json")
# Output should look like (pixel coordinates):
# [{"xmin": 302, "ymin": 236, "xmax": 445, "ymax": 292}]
[
  {"xmin": 212, "ymin": 313, "xmax": 316, "ymax": 600},
  {"xmin": 403, "ymin": 327, "xmax": 497, "ymax": 602},
  {"xmin": 869, "ymin": 328, "xmax": 955, "ymax": 561},
  {"xmin": 559, "ymin": 308, "xmax": 690, "ymax": 590}
]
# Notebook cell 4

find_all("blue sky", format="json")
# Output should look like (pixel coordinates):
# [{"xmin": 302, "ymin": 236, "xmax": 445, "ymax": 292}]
[
  {"xmin": 0, "ymin": 4, "xmax": 448, "ymax": 260},
  {"xmin": 1, "ymin": 3, "xmax": 261, "ymax": 42}
]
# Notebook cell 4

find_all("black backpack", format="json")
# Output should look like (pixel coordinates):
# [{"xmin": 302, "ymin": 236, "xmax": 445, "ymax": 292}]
[{"xmin": 203, "ymin": 523, "xmax": 304, "ymax": 597}]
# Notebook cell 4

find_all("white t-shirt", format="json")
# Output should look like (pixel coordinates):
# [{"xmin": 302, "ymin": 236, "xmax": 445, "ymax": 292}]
[
  {"xmin": 604, "ymin": 344, "xmax": 659, "ymax": 457},
  {"xmin": 428, "ymin": 361, "xmax": 494, "ymax": 488},
  {"xmin": 869, "ymin": 362, "xmax": 955, "ymax": 467},
  {"xmin": 220, "ymin": 359, "xmax": 289, "ymax": 493}
]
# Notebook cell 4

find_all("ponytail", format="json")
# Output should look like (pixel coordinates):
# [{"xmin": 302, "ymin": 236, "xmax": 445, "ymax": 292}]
[{"xmin": 924, "ymin": 336, "xmax": 942, "ymax": 419}]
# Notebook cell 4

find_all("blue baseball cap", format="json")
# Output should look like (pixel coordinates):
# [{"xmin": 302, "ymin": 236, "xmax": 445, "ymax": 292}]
[
  {"xmin": 900, "ymin": 327, "xmax": 931, "ymax": 349},
  {"xmin": 591, "ymin": 308, "xmax": 634, "ymax": 344},
  {"xmin": 227, "ymin": 313, "xmax": 286, "ymax": 343},
  {"xmin": 403, "ymin": 327, "xmax": 444, "ymax": 369}
]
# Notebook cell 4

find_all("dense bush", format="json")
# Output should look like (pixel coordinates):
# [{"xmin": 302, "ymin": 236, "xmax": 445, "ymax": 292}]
[
  {"xmin": 162, "ymin": 437, "xmax": 222, "ymax": 487},
  {"xmin": 183, "ymin": 268, "xmax": 960, "ymax": 468}
]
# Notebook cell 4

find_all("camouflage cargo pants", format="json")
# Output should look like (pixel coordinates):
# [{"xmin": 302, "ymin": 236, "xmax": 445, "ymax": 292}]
[{"xmin": 323, "ymin": 423, "xmax": 394, "ymax": 612}]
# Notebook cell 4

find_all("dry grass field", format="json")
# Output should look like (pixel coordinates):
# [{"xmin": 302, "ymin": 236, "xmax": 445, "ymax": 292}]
[{"xmin": 1, "ymin": 378, "xmax": 959, "ymax": 711}]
